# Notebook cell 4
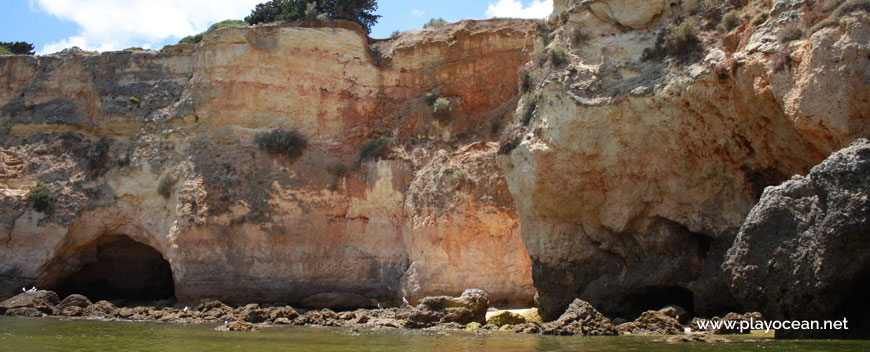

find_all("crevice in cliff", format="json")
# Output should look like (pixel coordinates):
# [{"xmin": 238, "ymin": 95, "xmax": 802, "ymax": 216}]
[{"xmin": 50, "ymin": 235, "xmax": 176, "ymax": 304}]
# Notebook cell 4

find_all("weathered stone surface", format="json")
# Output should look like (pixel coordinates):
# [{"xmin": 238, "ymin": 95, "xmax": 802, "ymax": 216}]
[
  {"xmin": 215, "ymin": 321, "xmax": 259, "ymax": 332},
  {"xmin": 500, "ymin": 0, "xmax": 869, "ymax": 321},
  {"xmin": 723, "ymin": 139, "xmax": 870, "ymax": 339},
  {"xmin": 416, "ymin": 289, "xmax": 490, "ymax": 325},
  {"xmin": 541, "ymin": 299, "xmax": 617, "ymax": 336},
  {"xmin": 301, "ymin": 292, "xmax": 373, "ymax": 310},
  {"xmin": 486, "ymin": 311, "xmax": 527, "ymax": 326},
  {"xmin": 0, "ymin": 290, "xmax": 59, "ymax": 315},
  {"xmin": 587, "ymin": 0, "xmax": 674, "ymax": 29},
  {"xmin": 82, "ymin": 300, "xmax": 118, "ymax": 318},
  {"xmin": 617, "ymin": 310, "xmax": 683, "ymax": 335}
]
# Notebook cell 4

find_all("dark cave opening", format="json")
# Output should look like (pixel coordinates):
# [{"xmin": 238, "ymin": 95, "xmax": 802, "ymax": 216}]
[
  {"xmin": 622, "ymin": 286, "xmax": 697, "ymax": 321},
  {"xmin": 55, "ymin": 236, "xmax": 176, "ymax": 304}
]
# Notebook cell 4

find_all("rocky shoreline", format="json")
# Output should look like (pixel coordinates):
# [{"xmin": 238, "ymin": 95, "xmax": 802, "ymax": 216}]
[{"xmin": 1, "ymin": 288, "xmax": 757, "ymax": 342}]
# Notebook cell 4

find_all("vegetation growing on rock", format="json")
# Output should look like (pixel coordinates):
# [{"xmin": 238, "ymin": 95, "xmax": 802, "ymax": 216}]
[
  {"xmin": 245, "ymin": 0, "xmax": 381, "ymax": 32},
  {"xmin": 27, "ymin": 182, "xmax": 56, "ymax": 213},
  {"xmin": 254, "ymin": 129, "xmax": 308, "ymax": 158}
]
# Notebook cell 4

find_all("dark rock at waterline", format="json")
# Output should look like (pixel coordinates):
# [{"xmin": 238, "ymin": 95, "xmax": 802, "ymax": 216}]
[
  {"xmin": 416, "ymin": 289, "xmax": 490, "ymax": 325},
  {"xmin": 301, "ymin": 292, "xmax": 373, "ymax": 310},
  {"xmin": 723, "ymin": 139, "xmax": 870, "ymax": 339},
  {"xmin": 236, "ymin": 304, "xmax": 269, "ymax": 323},
  {"xmin": 541, "ymin": 299, "xmax": 617, "ymax": 336},
  {"xmin": 5, "ymin": 307, "xmax": 45, "ymax": 317},
  {"xmin": 55, "ymin": 294, "xmax": 92, "ymax": 316},
  {"xmin": 0, "ymin": 290, "xmax": 59, "ymax": 315},
  {"xmin": 657, "ymin": 333, "xmax": 729, "ymax": 343},
  {"xmin": 215, "ymin": 321, "xmax": 259, "ymax": 332},
  {"xmin": 83, "ymin": 300, "xmax": 118, "ymax": 318},
  {"xmin": 617, "ymin": 309, "xmax": 683, "ymax": 335}
]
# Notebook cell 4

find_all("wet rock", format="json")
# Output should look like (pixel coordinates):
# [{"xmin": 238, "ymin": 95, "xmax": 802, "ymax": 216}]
[
  {"xmin": 55, "ymin": 294, "xmax": 92, "ymax": 316},
  {"xmin": 83, "ymin": 300, "xmax": 118, "ymax": 318},
  {"xmin": 267, "ymin": 306, "xmax": 299, "ymax": 322},
  {"xmin": 417, "ymin": 289, "xmax": 490, "ymax": 324},
  {"xmin": 486, "ymin": 311, "xmax": 527, "ymax": 327},
  {"xmin": 236, "ymin": 304, "xmax": 269, "ymax": 323},
  {"xmin": 196, "ymin": 300, "xmax": 232, "ymax": 321},
  {"xmin": 194, "ymin": 299, "xmax": 228, "ymax": 312},
  {"xmin": 215, "ymin": 321, "xmax": 259, "ymax": 332},
  {"xmin": 301, "ymin": 292, "xmax": 373, "ymax": 310},
  {"xmin": 274, "ymin": 318, "xmax": 292, "ymax": 325},
  {"xmin": 616, "ymin": 310, "xmax": 683, "ymax": 335},
  {"xmin": 0, "ymin": 290, "xmax": 59, "ymax": 315},
  {"xmin": 512, "ymin": 322, "xmax": 542, "ymax": 334},
  {"xmin": 294, "ymin": 309, "xmax": 340, "ymax": 326},
  {"xmin": 723, "ymin": 139, "xmax": 870, "ymax": 339},
  {"xmin": 541, "ymin": 299, "xmax": 617, "ymax": 336},
  {"xmin": 5, "ymin": 307, "xmax": 44, "ymax": 317},
  {"xmin": 657, "ymin": 333, "xmax": 730, "ymax": 343}
]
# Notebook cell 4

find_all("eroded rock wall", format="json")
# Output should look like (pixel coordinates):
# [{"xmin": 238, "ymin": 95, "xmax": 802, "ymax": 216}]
[
  {"xmin": 0, "ymin": 19, "xmax": 537, "ymax": 307},
  {"xmin": 499, "ymin": 0, "xmax": 869, "ymax": 320}
]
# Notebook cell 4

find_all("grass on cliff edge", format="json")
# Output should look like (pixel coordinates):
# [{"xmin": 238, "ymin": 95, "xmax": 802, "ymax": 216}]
[{"xmin": 179, "ymin": 19, "xmax": 247, "ymax": 44}]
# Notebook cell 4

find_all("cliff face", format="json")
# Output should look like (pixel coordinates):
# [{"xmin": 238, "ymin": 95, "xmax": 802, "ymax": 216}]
[
  {"xmin": 499, "ymin": 0, "xmax": 869, "ymax": 319},
  {"xmin": 0, "ymin": 19, "xmax": 537, "ymax": 307}
]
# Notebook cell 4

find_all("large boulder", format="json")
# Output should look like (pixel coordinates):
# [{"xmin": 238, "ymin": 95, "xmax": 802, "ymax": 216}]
[
  {"xmin": 541, "ymin": 299, "xmax": 617, "ymax": 336},
  {"xmin": 416, "ymin": 289, "xmax": 490, "ymax": 325},
  {"xmin": 617, "ymin": 309, "xmax": 683, "ymax": 335},
  {"xmin": 55, "ymin": 294, "xmax": 92, "ymax": 316},
  {"xmin": 723, "ymin": 139, "xmax": 870, "ymax": 339},
  {"xmin": 0, "ymin": 290, "xmax": 59, "ymax": 315}
]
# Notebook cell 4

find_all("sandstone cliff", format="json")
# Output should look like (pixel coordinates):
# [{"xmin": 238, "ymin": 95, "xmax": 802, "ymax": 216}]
[
  {"xmin": 0, "ymin": 19, "xmax": 537, "ymax": 307},
  {"xmin": 498, "ymin": 0, "xmax": 868, "ymax": 320}
]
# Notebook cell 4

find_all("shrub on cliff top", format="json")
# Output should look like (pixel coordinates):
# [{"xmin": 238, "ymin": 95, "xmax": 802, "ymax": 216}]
[
  {"xmin": 179, "ymin": 19, "xmax": 247, "ymax": 44},
  {"xmin": 245, "ymin": 0, "xmax": 381, "ymax": 33},
  {"xmin": 28, "ymin": 182, "xmax": 56, "ymax": 212},
  {"xmin": 255, "ymin": 129, "xmax": 308, "ymax": 158},
  {"xmin": 424, "ymin": 18, "xmax": 448, "ymax": 29},
  {"xmin": 0, "ymin": 41, "xmax": 35, "ymax": 55}
]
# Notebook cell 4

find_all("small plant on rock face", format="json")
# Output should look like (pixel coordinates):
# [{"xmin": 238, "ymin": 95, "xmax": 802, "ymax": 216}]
[
  {"xmin": 254, "ymin": 129, "xmax": 308, "ymax": 158},
  {"xmin": 643, "ymin": 20, "xmax": 704, "ymax": 64},
  {"xmin": 721, "ymin": 10, "xmax": 741, "ymax": 31},
  {"xmin": 358, "ymin": 137, "xmax": 390, "ymax": 162},
  {"xmin": 424, "ymin": 89, "xmax": 440, "ymax": 106},
  {"xmin": 157, "ymin": 172, "xmax": 176, "ymax": 198},
  {"xmin": 432, "ymin": 97, "xmax": 452, "ymax": 117},
  {"xmin": 28, "ymin": 181, "xmax": 56, "ymax": 212},
  {"xmin": 549, "ymin": 46, "xmax": 568, "ymax": 67},
  {"xmin": 423, "ymin": 18, "xmax": 448, "ymax": 29}
]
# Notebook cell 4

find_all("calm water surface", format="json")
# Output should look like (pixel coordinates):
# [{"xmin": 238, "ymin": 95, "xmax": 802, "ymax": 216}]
[{"xmin": 1, "ymin": 316, "xmax": 868, "ymax": 351}]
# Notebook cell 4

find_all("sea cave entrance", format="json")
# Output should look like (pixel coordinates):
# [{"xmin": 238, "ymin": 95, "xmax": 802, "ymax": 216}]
[{"xmin": 53, "ymin": 235, "xmax": 176, "ymax": 304}]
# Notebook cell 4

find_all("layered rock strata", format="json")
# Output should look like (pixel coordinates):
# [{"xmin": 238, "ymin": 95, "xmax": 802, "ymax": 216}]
[{"xmin": 0, "ymin": 19, "xmax": 537, "ymax": 307}]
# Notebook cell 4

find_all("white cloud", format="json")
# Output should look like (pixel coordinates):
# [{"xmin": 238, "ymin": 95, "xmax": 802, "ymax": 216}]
[
  {"xmin": 411, "ymin": 9, "xmax": 425, "ymax": 17},
  {"xmin": 33, "ymin": 0, "xmax": 262, "ymax": 54},
  {"xmin": 485, "ymin": 0, "xmax": 553, "ymax": 19}
]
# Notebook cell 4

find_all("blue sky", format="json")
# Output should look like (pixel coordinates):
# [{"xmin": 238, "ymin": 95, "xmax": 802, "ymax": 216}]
[{"xmin": 0, "ymin": 0, "xmax": 551, "ymax": 54}]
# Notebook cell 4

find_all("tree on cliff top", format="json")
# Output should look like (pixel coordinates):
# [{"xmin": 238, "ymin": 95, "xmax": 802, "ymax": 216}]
[
  {"xmin": 245, "ymin": 0, "xmax": 380, "ymax": 32},
  {"xmin": 0, "ymin": 42, "xmax": 35, "ymax": 55}
]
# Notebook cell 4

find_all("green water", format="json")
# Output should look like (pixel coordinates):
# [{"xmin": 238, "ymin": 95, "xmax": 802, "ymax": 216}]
[{"xmin": 0, "ymin": 317, "xmax": 867, "ymax": 351}]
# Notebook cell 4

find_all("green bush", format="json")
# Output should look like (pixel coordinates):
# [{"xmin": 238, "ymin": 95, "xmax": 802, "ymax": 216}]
[
  {"xmin": 424, "ymin": 18, "xmax": 448, "ymax": 29},
  {"xmin": 359, "ymin": 137, "xmax": 390, "ymax": 161},
  {"xmin": 643, "ymin": 20, "xmax": 704, "ymax": 64},
  {"xmin": 721, "ymin": 10, "xmax": 741, "ymax": 31},
  {"xmin": 157, "ymin": 173, "xmax": 176, "ymax": 198},
  {"xmin": 549, "ymin": 46, "xmax": 568, "ymax": 67},
  {"xmin": 751, "ymin": 12, "xmax": 768, "ymax": 26},
  {"xmin": 255, "ymin": 129, "xmax": 308, "ymax": 158},
  {"xmin": 27, "ymin": 182, "xmax": 56, "ymax": 212},
  {"xmin": 809, "ymin": 0, "xmax": 870, "ymax": 34},
  {"xmin": 433, "ymin": 97, "xmax": 452, "ymax": 117},
  {"xmin": 0, "ymin": 41, "xmax": 35, "ymax": 55},
  {"xmin": 245, "ymin": 0, "xmax": 381, "ymax": 32},
  {"xmin": 179, "ymin": 19, "xmax": 246, "ymax": 44}
]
